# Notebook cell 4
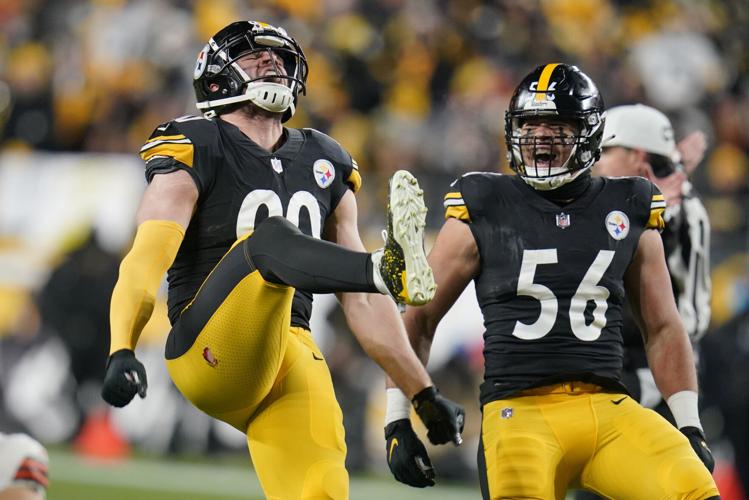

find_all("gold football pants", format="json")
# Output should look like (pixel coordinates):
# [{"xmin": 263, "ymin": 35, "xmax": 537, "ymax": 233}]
[
  {"xmin": 479, "ymin": 382, "xmax": 719, "ymax": 499},
  {"xmin": 164, "ymin": 237, "xmax": 347, "ymax": 499}
]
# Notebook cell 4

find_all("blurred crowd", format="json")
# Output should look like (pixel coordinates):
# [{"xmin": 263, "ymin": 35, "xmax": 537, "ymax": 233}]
[
  {"xmin": 0, "ymin": 0, "xmax": 748, "ymax": 495},
  {"xmin": 2, "ymin": 0, "xmax": 747, "ymax": 229}
]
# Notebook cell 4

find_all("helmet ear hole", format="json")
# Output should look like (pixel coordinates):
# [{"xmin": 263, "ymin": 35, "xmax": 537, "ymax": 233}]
[
  {"xmin": 203, "ymin": 77, "xmax": 217, "ymax": 95},
  {"xmin": 205, "ymin": 75, "xmax": 232, "ymax": 97}
]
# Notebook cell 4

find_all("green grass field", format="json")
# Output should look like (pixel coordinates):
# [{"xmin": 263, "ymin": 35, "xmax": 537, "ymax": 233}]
[{"xmin": 48, "ymin": 449, "xmax": 479, "ymax": 499}]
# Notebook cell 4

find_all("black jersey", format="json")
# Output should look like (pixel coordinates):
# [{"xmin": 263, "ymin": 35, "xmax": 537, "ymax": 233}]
[
  {"xmin": 139, "ymin": 115, "xmax": 362, "ymax": 328},
  {"xmin": 443, "ymin": 173, "xmax": 665, "ymax": 405}
]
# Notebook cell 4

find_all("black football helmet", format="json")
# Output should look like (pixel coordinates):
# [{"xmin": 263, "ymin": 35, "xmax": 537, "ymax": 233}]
[
  {"xmin": 193, "ymin": 21, "xmax": 308, "ymax": 121},
  {"xmin": 505, "ymin": 63, "xmax": 605, "ymax": 190}
]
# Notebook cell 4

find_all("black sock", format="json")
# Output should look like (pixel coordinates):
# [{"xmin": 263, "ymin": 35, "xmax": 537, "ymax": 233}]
[{"xmin": 244, "ymin": 216, "xmax": 377, "ymax": 293}]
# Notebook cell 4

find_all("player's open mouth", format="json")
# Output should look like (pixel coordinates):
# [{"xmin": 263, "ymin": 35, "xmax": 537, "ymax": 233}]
[
  {"xmin": 259, "ymin": 70, "xmax": 284, "ymax": 84},
  {"xmin": 534, "ymin": 152, "xmax": 555, "ymax": 169},
  {"xmin": 261, "ymin": 69, "xmax": 279, "ymax": 77}
]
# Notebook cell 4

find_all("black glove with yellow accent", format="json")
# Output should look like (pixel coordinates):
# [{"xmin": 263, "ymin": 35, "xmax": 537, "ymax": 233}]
[
  {"xmin": 385, "ymin": 419, "xmax": 435, "ymax": 487},
  {"xmin": 101, "ymin": 349, "xmax": 148, "ymax": 407},
  {"xmin": 680, "ymin": 426, "xmax": 715, "ymax": 473},
  {"xmin": 412, "ymin": 386, "xmax": 465, "ymax": 446}
]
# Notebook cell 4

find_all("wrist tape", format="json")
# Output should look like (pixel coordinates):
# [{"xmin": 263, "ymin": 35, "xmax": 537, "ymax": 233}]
[
  {"xmin": 666, "ymin": 390, "xmax": 702, "ymax": 431},
  {"xmin": 385, "ymin": 388, "xmax": 412, "ymax": 426}
]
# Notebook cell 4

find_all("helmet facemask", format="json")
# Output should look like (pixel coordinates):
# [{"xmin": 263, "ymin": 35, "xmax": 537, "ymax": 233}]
[
  {"xmin": 194, "ymin": 21, "xmax": 308, "ymax": 121},
  {"xmin": 508, "ymin": 113, "xmax": 600, "ymax": 190}
]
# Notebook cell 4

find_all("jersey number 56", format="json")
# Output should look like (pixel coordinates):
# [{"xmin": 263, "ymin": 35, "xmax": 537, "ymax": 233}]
[{"xmin": 513, "ymin": 249, "xmax": 615, "ymax": 341}]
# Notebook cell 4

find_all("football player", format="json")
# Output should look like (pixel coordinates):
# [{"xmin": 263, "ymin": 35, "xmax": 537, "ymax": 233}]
[
  {"xmin": 100, "ymin": 21, "xmax": 464, "ymax": 499},
  {"xmin": 599, "ymin": 105, "xmax": 711, "ymax": 347},
  {"xmin": 384, "ymin": 64, "xmax": 719, "ymax": 498},
  {"xmin": 573, "ymin": 105, "xmax": 712, "ymax": 500},
  {"xmin": 0, "ymin": 433, "xmax": 49, "ymax": 500}
]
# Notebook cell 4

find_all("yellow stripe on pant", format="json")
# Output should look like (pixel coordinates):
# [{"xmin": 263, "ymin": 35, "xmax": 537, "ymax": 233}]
[{"xmin": 480, "ymin": 382, "xmax": 719, "ymax": 499}]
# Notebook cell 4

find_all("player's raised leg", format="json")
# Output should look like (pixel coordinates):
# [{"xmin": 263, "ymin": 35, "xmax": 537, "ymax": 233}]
[
  {"xmin": 165, "ymin": 169, "xmax": 436, "ymax": 430},
  {"xmin": 243, "ymin": 169, "xmax": 436, "ymax": 305},
  {"xmin": 164, "ymin": 240, "xmax": 296, "ymax": 430}
]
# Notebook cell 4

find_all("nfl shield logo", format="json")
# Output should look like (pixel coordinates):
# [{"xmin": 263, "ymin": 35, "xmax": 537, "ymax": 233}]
[
  {"xmin": 271, "ymin": 158, "xmax": 283, "ymax": 173},
  {"xmin": 501, "ymin": 408, "xmax": 513, "ymax": 419},
  {"xmin": 556, "ymin": 212, "xmax": 571, "ymax": 229}
]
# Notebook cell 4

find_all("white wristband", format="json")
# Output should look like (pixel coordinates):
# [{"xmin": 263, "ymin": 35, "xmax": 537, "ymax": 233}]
[
  {"xmin": 666, "ymin": 390, "xmax": 702, "ymax": 431},
  {"xmin": 385, "ymin": 388, "xmax": 412, "ymax": 425}
]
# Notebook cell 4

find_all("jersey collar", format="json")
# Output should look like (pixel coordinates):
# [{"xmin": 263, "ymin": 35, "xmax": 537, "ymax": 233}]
[
  {"xmin": 218, "ymin": 119, "xmax": 304, "ymax": 160},
  {"xmin": 513, "ymin": 175, "xmax": 605, "ymax": 213}
]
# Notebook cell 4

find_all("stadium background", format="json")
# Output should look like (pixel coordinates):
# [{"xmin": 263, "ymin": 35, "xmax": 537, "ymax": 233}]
[{"xmin": 0, "ymin": 0, "xmax": 747, "ymax": 498}]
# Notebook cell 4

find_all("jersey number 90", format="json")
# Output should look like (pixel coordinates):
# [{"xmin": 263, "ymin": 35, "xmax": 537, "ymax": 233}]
[{"xmin": 236, "ymin": 190, "xmax": 322, "ymax": 239}]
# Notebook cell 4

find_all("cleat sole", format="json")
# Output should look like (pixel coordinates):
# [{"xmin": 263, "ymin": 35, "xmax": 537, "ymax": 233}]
[{"xmin": 388, "ymin": 170, "xmax": 437, "ymax": 305}]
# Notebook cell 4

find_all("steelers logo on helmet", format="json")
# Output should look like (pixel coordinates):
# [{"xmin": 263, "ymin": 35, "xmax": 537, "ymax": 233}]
[
  {"xmin": 505, "ymin": 63, "xmax": 605, "ymax": 191},
  {"xmin": 193, "ymin": 20, "xmax": 308, "ymax": 122},
  {"xmin": 194, "ymin": 44, "xmax": 210, "ymax": 80}
]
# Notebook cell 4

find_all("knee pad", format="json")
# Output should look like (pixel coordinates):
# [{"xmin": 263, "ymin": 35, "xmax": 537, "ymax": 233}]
[
  {"xmin": 244, "ymin": 216, "xmax": 302, "ymax": 284},
  {"xmin": 301, "ymin": 460, "xmax": 349, "ymax": 500},
  {"xmin": 246, "ymin": 216, "xmax": 300, "ymax": 255},
  {"xmin": 664, "ymin": 456, "xmax": 719, "ymax": 499}
]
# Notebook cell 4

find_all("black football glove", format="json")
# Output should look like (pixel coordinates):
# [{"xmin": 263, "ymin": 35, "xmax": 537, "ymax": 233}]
[
  {"xmin": 412, "ymin": 386, "xmax": 465, "ymax": 446},
  {"xmin": 680, "ymin": 426, "xmax": 715, "ymax": 473},
  {"xmin": 101, "ymin": 349, "xmax": 148, "ymax": 407},
  {"xmin": 385, "ymin": 419, "xmax": 435, "ymax": 488}
]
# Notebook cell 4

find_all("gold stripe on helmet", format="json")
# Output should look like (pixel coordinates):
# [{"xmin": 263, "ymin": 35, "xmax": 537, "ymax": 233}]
[{"xmin": 534, "ymin": 63, "xmax": 560, "ymax": 102}]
